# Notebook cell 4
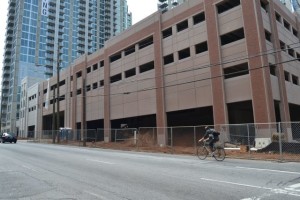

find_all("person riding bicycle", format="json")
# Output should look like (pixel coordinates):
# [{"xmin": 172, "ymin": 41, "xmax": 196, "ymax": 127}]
[{"xmin": 198, "ymin": 126, "xmax": 220, "ymax": 152}]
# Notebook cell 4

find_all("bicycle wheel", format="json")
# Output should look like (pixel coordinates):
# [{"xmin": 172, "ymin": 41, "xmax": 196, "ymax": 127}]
[
  {"xmin": 197, "ymin": 146, "xmax": 208, "ymax": 160},
  {"xmin": 213, "ymin": 147, "xmax": 226, "ymax": 161}
]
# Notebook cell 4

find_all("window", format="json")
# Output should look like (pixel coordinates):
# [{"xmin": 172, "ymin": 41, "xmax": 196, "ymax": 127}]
[
  {"xmin": 59, "ymin": 80, "xmax": 65, "ymax": 87},
  {"xmin": 70, "ymin": 92, "xmax": 72, "ymax": 97},
  {"xmin": 59, "ymin": 95, "xmax": 65, "ymax": 101},
  {"xmin": 110, "ymin": 73, "xmax": 122, "ymax": 83},
  {"xmin": 220, "ymin": 28, "xmax": 244, "ymax": 46},
  {"xmin": 139, "ymin": 61, "xmax": 154, "ymax": 73},
  {"xmin": 292, "ymin": 75, "xmax": 299, "ymax": 85},
  {"xmin": 100, "ymin": 80, "xmax": 104, "ymax": 87},
  {"xmin": 76, "ymin": 71, "xmax": 82, "ymax": 78},
  {"xmin": 176, "ymin": 20, "xmax": 188, "ymax": 32},
  {"xmin": 288, "ymin": 46, "xmax": 295, "ymax": 57},
  {"xmin": 284, "ymin": 71, "xmax": 290, "ymax": 81},
  {"xmin": 100, "ymin": 60, "xmax": 104, "ymax": 67},
  {"xmin": 70, "ymin": 76, "xmax": 73, "ymax": 81},
  {"xmin": 217, "ymin": 0, "xmax": 240, "ymax": 14},
  {"xmin": 93, "ymin": 63, "xmax": 98, "ymax": 70},
  {"xmin": 195, "ymin": 41, "xmax": 208, "ymax": 54},
  {"xmin": 297, "ymin": 53, "xmax": 300, "ymax": 61},
  {"xmin": 77, "ymin": 89, "xmax": 82, "ymax": 95},
  {"xmin": 110, "ymin": 52, "xmax": 122, "ymax": 63},
  {"xmin": 163, "ymin": 54, "xmax": 174, "ymax": 65},
  {"xmin": 43, "ymin": 89, "xmax": 47, "ymax": 94},
  {"xmin": 283, "ymin": 20, "xmax": 290, "ymax": 31},
  {"xmin": 275, "ymin": 12, "xmax": 281, "ymax": 23},
  {"xmin": 265, "ymin": 30, "xmax": 271, "ymax": 42},
  {"xmin": 280, "ymin": 41, "xmax": 285, "ymax": 51},
  {"xmin": 260, "ymin": 0, "xmax": 269, "ymax": 12},
  {"xmin": 269, "ymin": 64, "xmax": 276, "ymax": 76},
  {"xmin": 92, "ymin": 82, "xmax": 98, "ymax": 89},
  {"xmin": 162, "ymin": 27, "xmax": 172, "ymax": 39},
  {"xmin": 292, "ymin": 28, "xmax": 298, "ymax": 37},
  {"xmin": 86, "ymin": 85, "xmax": 91, "ymax": 92},
  {"xmin": 224, "ymin": 63, "xmax": 249, "ymax": 79},
  {"xmin": 178, "ymin": 48, "xmax": 190, "ymax": 60},
  {"xmin": 124, "ymin": 45, "xmax": 135, "ymax": 56},
  {"xmin": 125, "ymin": 68, "xmax": 136, "ymax": 78},
  {"xmin": 86, "ymin": 67, "xmax": 91, "ymax": 73},
  {"xmin": 193, "ymin": 12, "xmax": 205, "ymax": 25},
  {"xmin": 138, "ymin": 36, "xmax": 153, "ymax": 49}
]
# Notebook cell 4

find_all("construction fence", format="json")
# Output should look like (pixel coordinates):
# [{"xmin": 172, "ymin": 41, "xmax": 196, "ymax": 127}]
[{"xmin": 27, "ymin": 122, "xmax": 300, "ymax": 162}]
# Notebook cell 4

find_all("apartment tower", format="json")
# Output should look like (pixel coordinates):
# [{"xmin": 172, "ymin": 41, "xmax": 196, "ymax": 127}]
[{"xmin": 0, "ymin": 0, "xmax": 132, "ymax": 133}]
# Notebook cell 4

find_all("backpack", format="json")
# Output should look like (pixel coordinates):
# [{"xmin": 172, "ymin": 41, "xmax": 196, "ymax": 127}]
[{"xmin": 213, "ymin": 131, "xmax": 220, "ymax": 138}]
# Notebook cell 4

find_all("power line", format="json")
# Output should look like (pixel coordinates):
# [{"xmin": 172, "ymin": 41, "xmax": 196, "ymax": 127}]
[
  {"xmin": 66, "ymin": 57, "xmax": 299, "ymax": 98},
  {"xmin": 43, "ymin": 41, "xmax": 300, "ymax": 100}
]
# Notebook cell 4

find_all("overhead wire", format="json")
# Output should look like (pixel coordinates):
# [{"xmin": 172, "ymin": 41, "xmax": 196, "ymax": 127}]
[{"xmin": 46, "ymin": 41, "xmax": 300, "ymax": 100}]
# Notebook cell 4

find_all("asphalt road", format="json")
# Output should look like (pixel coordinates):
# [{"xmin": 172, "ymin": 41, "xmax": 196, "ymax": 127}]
[{"xmin": 1, "ymin": 142, "xmax": 300, "ymax": 200}]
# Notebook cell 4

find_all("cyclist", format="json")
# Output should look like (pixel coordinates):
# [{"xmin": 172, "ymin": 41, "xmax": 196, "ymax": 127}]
[{"xmin": 198, "ymin": 126, "xmax": 220, "ymax": 153}]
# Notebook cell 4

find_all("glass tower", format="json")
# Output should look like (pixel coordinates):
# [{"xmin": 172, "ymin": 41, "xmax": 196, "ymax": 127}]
[
  {"xmin": 0, "ymin": 0, "xmax": 132, "ymax": 133},
  {"xmin": 157, "ymin": 0, "xmax": 187, "ymax": 12}
]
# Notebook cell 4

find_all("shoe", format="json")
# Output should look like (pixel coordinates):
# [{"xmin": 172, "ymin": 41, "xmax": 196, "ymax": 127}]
[{"xmin": 210, "ymin": 152, "xmax": 215, "ymax": 157}]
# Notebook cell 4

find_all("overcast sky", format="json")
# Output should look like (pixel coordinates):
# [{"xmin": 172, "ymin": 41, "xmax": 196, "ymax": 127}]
[{"xmin": 0, "ymin": 0, "xmax": 158, "ymax": 85}]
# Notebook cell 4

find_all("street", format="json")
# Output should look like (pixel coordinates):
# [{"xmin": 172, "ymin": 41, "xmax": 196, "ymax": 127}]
[{"xmin": 1, "ymin": 142, "xmax": 300, "ymax": 200}]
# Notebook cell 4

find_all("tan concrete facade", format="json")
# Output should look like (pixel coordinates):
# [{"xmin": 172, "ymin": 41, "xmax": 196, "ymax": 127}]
[{"xmin": 37, "ymin": 0, "xmax": 300, "ymax": 145}]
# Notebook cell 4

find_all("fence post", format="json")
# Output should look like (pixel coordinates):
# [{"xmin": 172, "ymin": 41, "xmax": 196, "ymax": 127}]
[
  {"xmin": 278, "ymin": 122, "xmax": 283, "ymax": 162},
  {"xmin": 152, "ymin": 128, "xmax": 155, "ymax": 145},
  {"xmin": 247, "ymin": 124, "xmax": 251, "ymax": 159},
  {"xmin": 194, "ymin": 126, "xmax": 196, "ymax": 154},
  {"xmin": 114, "ymin": 129, "xmax": 117, "ymax": 143},
  {"xmin": 170, "ymin": 127, "xmax": 173, "ymax": 154}
]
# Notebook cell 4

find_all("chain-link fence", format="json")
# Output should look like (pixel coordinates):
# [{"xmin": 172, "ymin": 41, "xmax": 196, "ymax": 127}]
[{"xmin": 28, "ymin": 122, "xmax": 300, "ymax": 162}]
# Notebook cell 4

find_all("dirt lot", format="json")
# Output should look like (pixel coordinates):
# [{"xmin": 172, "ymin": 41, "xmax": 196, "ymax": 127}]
[{"xmin": 51, "ymin": 140, "xmax": 300, "ymax": 162}]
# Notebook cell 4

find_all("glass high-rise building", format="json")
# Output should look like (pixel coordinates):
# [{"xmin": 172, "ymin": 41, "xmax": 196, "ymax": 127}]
[
  {"xmin": 157, "ymin": 0, "xmax": 187, "ymax": 12},
  {"xmin": 0, "ymin": 0, "xmax": 132, "ymax": 133}
]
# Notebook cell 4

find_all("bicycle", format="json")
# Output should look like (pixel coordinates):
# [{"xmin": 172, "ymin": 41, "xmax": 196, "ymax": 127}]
[{"xmin": 197, "ymin": 141, "xmax": 226, "ymax": 161}]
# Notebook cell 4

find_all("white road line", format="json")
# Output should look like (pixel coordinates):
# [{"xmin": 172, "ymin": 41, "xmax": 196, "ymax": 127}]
[
  {"xmin": 236, "ymin": 166, "xmax": 300, "ymax": 175},
  {"xmin": 285, "ymin": 183, "xmax": 300, "ymax": 192},
  {"xmin": 200, "ymin": 177, "xmax": 273, "ymax": 190},
  {"xmin": 22, "ymin": 165, "xmax": 38, "ymax": 172},
  {"xmin": 86, "ymin": 159, "xmax": 115, "ymax": 165},
  {"xmin": 84, "ymin": 190, "xmax": 109, "ymax": 200},
  {"xmin": 200, "ymin": 178, "xmax": 300, "ymax": 197}
]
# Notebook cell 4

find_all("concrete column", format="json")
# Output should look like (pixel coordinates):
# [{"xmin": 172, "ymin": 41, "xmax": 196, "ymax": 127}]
[
  {"xmin": 241, "ymin": 0, "xmax": 276, "ymax": 123},
  {"xmin": 204, "ymin": 0, "xmax": 228, "ymax": 125}
]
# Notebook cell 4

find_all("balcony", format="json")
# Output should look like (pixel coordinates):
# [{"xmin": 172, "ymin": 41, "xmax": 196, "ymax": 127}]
[
  {"xmin": 78, "ymin": 40, "xmax": 85, "ymax": 47},
  {"xmin": 78, "ymin": 20, "xmax": 85, "ymax": 27},
  {"xmin": 45, "ymin": 60, "xmax": 53, "ymax": 67},
  {"xmin": 1, "ymin": 101, "xmax": 8, "ymax": 106},
  {"xmin": 78, "ymin": 27, "xmax": 85, "ymax": 34},
  {"xmin": 77, "ymin": 46, "xmax": 85, "ymax": 52},
  {"xmin": 46, "ymin": 46, "xmax": 54, "ymax": 53},
  {"xmin": 2, "ymin": 85, "xmax": 9, "ymax": 90},
  {"xmin": 47, "ymin": 32, "xmax": 55, "ymax": 39},
  {"xmin": 47, "ymin": 18, "xmax": 55, "ymax": 25}
]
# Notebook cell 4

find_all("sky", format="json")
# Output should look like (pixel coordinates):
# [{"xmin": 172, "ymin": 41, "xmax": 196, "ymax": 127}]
[{"xmin": 0, "ymin": 0, "xmax": 158, "ymax": 88}]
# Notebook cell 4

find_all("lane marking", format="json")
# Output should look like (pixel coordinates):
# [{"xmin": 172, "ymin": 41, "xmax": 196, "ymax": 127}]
[
  {"xmin": 285, "ymin": 183, "xmax": 300, "ymax": 192},
  {"xmin": 236, "ymin": 166, "xmax": 300, "ymax": 175},
  {"xmin": 84, "ymin": 190, "xmax": 109, "ymax": 200},
  {"xmin": 200, "ymin": 177, "xmax": 273, "ymax": 190},
  {"xmin": 22, "ymin": 165, "xmax": 39, "ymax": 172},
  {"xmin": 200, "ymin": 178, "xmax": 300, "ymax": 197},
  {"xmin": 86, "ymin": 159, "xmax": 115, "ymax": 165}
]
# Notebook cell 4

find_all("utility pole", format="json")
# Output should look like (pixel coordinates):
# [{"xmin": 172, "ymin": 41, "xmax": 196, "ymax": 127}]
[
  {"xmin": 56, "ymin": 44, "xmax": 60, "ymax": 143},
  {"xmin": 52, "ymin": 87, "xmax": 56, "ymax": 144}
]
